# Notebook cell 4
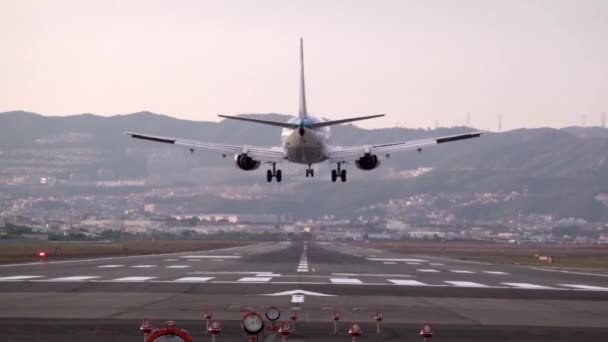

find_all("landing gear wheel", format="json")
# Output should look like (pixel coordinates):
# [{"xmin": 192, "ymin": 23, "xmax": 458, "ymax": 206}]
[
  {"xmin": 310, "ymin": 169, "xmax": 314, "ymax": 177},
  {"xmin": 276, "ymin": 170, "xmax": 282, "ymax": 182},
  {"xmin": 267, "ymin": 170, "xmax": 273, "ymax": 182},
  {"xmin": 331, "ymin": 169, "xmax": 337, "ymax": 182},
  {"xmin": 305, "ymin": 169, "xmax": 310, "ymax": 177},
  {"xmin": 340, "ymin": 169, "xmax": 347, "ymax": 182}
]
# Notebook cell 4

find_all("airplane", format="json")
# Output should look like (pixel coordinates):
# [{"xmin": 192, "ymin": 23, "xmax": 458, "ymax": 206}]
[{"xmin": 126, "ymin": 39, "xmax": 482, "ymax": 183}]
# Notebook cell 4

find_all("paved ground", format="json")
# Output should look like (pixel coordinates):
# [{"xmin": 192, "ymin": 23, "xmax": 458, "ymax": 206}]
[{"xmin": 1, "ymin": 241, "xmax": 607, "ymax": 341}]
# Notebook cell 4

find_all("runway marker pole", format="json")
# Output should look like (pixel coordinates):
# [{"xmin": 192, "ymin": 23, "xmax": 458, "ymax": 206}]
[
  {"xmin": 374, "ymin": 312, "xmax": 383, "ymax": 336},
  {"xmin": 332, "ymin": 311, "xmax": 340, "ymax": 335}
]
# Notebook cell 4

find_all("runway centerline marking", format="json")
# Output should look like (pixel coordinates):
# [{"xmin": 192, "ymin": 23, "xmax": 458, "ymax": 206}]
[
  {"xmin": 450, "ymin": 270, "xmax": 475, "ymax": 274},
  {"xmin": 0, "ymin": 275, "xmax": 44, "ymax": 280},
  {"xmin": 383, "ymin": 262, "xmax": 397, "ymax": 265},
  {"xmin": 332, "ymin": 273, "xmax": 412, "ymax": 278},
  {"xmin": 484, "ymin": 271, "xmax": 509, "ymax": 275},
  {"xmin": 559, "ymin": 284, "xmax": 608, "ymax": 291},
  {"xmin": 417, "ymin": 269, "xmax": 440, "ymax": 273},
  {"xmin": 46, "ymin": 276, "xmax": 100, "ymax": 281},
  {"xmin": 131, "ymin": 265, "xmax": 156, "ymax": 268},
  {"xmin": 368, "ymin": 258, "xmax": 427, "ymax": 262},
  {"xmin": 445, "ymin": 281, "xmax": 488, "ymax": 288},
  {"xmin": 97, "ymin": 265, "xmax": 123, "ymax": 268},
  {"xmin": 297, "ymin": 243, "xmax": 309, "ymax": 273},
  {"xmin": 502, "ymin": 282, "xmax": 556, "ymax": 289},
  {"xmin": 180, "ymin": 255, "xmax": 241, "ymax": 259},
  {"xmin": 165, "ymin": 265, "xmax": 190, "ymax": 268},
  {"xmin": 330, "ymin": 278, "xmax": 363, "ymax": 284}
]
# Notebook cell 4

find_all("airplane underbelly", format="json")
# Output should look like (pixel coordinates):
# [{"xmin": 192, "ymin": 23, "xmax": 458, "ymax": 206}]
[{"xmin": 284, "ymin": 130, "xmax": 327, "ymax": 164}]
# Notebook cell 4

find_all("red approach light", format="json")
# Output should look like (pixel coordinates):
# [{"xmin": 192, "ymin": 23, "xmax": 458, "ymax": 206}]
[{"xmin": 38, "ymin": 251, "xmax": 46, "ymax": 258}]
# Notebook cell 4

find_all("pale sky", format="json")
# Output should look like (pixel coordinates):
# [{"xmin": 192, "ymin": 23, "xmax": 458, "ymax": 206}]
[{"xmin": 0, "ymin": 0, "xmax": 607, "ymax": 130}]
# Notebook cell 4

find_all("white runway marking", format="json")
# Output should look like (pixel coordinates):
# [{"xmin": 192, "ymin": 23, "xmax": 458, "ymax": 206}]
[
  {"xmin": 450, "ymin": 270, "xmax": 474, "ymax": 274},
  {"xmin": 131, "ymin": 265, "xmax": 156, "ymax": 268},
  {"xmin": 112, "ymin": 276, "xmax": 157, "ymax": 281},
  {"xmin": 333, "ymin": 273, "xmax": 412, "ymax": 278},
  {"xmin": 47, "ymin": 276, "xmax": 100, "ymax": 281},
  {"xmin": 368, "ymin": 258, "xmax": 427, "ymax": 262},
  {"xmin": 181, "ymin": 255, "xmax": 241, "ymax": 259},
  {"xmin": 187, "ymin": 259, "xmax": 201, "ymax": 262},
  {"xmin": 502, "ymin": 282, "xmax": 555, "ymax": 289},
  {"xmin": 0, "ymin": 275, "xmax": 44, "ymax": 280},
  {"xmin": 330, "ymin": 278, "xmax": 363, "ymax": 284},
  {"xmin": 484, "ymin": 271, "xmax": 509, "ymax": 275},
  {"xmin": 530, "ymin": 267, "xmax": 608, "ymax": 278},
  {"xmin": 164, "ymin": 259, "xmax": 178, "ymax": 261},
  {"xmin": 388, "ymin": 279, "xmax": 427, "ymax": 286},
  {"xmin": 383, "ymin": 262, "xmax": 397, "ymax": 265},
  {"xmin": 559, "ymin": 284, "xmax": 608, "ymax": 291},
  {"xmin": 407, "ymin": 262, "xmax": 421, "ymax": 265},
  {"xmin": 97, "ymin": 264, "xmax": 123, "ymax": 268},
  {"xmin": 446, "ymin": 281, "xmax": 488, "ymax": 288},
  {"xmin": 297, "ymin": 244, "xmax": 309, "ymax": 272},
  {"xmin": 417, "ymin": 269, "xmax": 440, "ymax": 273},
  {"xmin": 238, "ymin": 277, "xmax": 272, "ymax": 282},
  {"xmin": 165, "ymin": 265, "xmax": 190, "ymax": 269},
  {"xmin": 174, "ymin": 277, "xmax": 214, "ymax": 283},
  {"xmin": 430, "ymin": 263, "xmax": 444, "ymax": 266}
]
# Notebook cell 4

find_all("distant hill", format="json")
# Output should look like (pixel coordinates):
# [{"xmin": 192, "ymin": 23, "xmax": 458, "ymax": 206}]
[{"xmin": 2, "ymin": 111, "xmax": 608, "ymax": 220}]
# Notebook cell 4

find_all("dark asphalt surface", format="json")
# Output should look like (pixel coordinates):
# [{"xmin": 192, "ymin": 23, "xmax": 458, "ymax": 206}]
[{"xmin": 0, "ymin": 241, "xmax": 607, "ymax": 341}]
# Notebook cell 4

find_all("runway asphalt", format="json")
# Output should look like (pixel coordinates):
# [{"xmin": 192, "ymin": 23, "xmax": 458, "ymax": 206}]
[{"xmin": 1, "ymin": 241, "xmax": 607, "ymax": 341}]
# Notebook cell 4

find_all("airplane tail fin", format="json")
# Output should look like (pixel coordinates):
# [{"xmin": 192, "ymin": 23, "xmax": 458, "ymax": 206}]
[{"xmin": 299, "ymin": 37, "xmax": 308, "ymax": 119}]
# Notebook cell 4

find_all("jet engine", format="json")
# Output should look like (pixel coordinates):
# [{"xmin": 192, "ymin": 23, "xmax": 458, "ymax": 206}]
[
  {"xmin": 234, "ymin": 154, "xmax": 261, "ymax": 171},
  {"xmin": 355, "ymin": 154, "xmax": 381, "ymax": 170}
]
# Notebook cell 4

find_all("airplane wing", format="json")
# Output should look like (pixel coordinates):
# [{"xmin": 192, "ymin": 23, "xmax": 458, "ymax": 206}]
[
  {"xmin": 328, "ymin": 132, "xmax": 483, "ymax": 162},
  {"xmin": 125, "ymin": 132, "xmax": 286, "ymax": 163}
]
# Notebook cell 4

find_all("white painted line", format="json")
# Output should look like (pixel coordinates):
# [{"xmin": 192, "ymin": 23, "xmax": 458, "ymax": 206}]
[
  {"xmin": 446, "ymin": 281, "xmax": 488, "ymax": 288},
  {"xmin": 174, "ymin": 277, "xmax": 214, "ymax": 283},
  {"xmin": 47, "ymin": 276, "xmax": 100, "ymax": 281},
  {"xmin": 238, "ymin": 277, "xmax": 272, "ymax": 282},
  {"xmin": 502, "ymin": 282, "xmax": 555, "ymax": 289},
  {"xmin": 165, "ymin": 265, "xmax": 190, "ymax": 269},
  {"xmin": 0, "ymin": 275, "xmax": 44, "ymax": 280},
  {"xmin": 181, "ymin": 255, "xmax": 241, "ymax": 259},
  {"xmin": 530, "ymin": 267, "xmax": 608, "ymax": 278},
  {"xmin": 430, "ymin": 263, "xmax": 444, "ymax": 266},
  {"xmin": 291, "ymin": 294, "xmax": 305, "ymax": 303},
  {"xmin": 388, "ymin": 279, "xmax": 427, "ymax": 286},
  {"xmin": 187, "ymin": 259, "xmax": 201, "ymax": 262},
  {"xmin": 559, "ymin": 284, "xmax": 608, "ymax": 291},
  {"xmin": 164, "ymin": 259, "xmax": 178, "ymax": 261},
  {"xmin": 450, "ymin": 270, "xmax": 474, "ymax": 274},
  {"xmin": 333, "ymin": 273, "xmax": 412, "ymax": 278},
  {"xmin": 112, "ymin": 277, "xmax": 157, "ymax": 282},
  {"xmin": 407, "ymin": 262, "xmax": 421, "ymax": 265},
  {"xmin": 383, "ymin": 262, "xmax": 397, "ymax": 265},
  {"xmin": 484, "ymin": 271, "xmax": 509, "ymax": 275},
  {"xmin": 97, "ymin": 264, "xmax": 124, "ymax": 268},
  {"xmin": 417, "ymin": 269, "xmax": 440, "ymax": 273},
  {"xmin": 368, "ymin": 258, "xmax": 427, "ymax": 262},
  {"xmin": 330, "ymin": 278, "xmax": 363, "ymax": 284},
  {"xmin": 131, "ymin": 265, "xmax": 156, "ymax": 268}
]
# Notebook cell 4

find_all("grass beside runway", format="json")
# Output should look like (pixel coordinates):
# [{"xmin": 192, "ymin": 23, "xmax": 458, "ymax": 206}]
[
  {"xmin": 0, "ymin": 240, "xmax": 253, "ymax": 263},
  {"xmin": 355, "ymin": 241, "xmax": 608, "ymax": 268}
]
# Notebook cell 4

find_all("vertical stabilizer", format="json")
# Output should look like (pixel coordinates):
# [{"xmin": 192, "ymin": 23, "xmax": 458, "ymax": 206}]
[{"xmin": 298, "ymin": 38, "xmax": 308, "ymax": 119}]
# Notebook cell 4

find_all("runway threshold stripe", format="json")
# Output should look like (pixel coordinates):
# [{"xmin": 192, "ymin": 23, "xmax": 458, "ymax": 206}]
[
  {"xmin": 238, "ymin": 277, "xmax": 272, "ymax": 282},
  {"xmin": 0, "ymin": 275, "xmax": 44, "ymax": 280},
  {"xmin": 417, "ymin": 269, "xmax": 440, "ymax": 273},
  {"xmin": 502, "ymin": 282, "xmax": 555, "ymax": 289},
  {"xmin": 559, "ymin": 284, "xmax": 608, "ymax": 291},
  {"xmin": 112, "ymin": 277, "xmax": 157, "ymax": 281},
  {"xmin": 445, "ymin": 281, "xmax": 488, "ymax": 288},
  {"xmin": 330, "ymin": 278, "xmax": 363, "ymax": 284},
  {"xmin": 388, "ymin": 279, "xmax": 427, "ymax": 286},
  {"xmin": 174, "ymin": 277, "xmax": 214, "ymax": 283}
]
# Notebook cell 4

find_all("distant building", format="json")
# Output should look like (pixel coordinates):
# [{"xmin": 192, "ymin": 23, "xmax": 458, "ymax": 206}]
[{"xmin": 144, "ymin": 204, "xmax": 156, "ymax": 214}]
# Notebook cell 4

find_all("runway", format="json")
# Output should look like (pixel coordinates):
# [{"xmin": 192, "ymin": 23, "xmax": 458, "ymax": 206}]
[{"xmin": 1, "ymin": 241, "xmax": 607, "ymax": 341}]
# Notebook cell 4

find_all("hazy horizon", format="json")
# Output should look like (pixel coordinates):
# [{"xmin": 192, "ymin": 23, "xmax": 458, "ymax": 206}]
[{"xmin": 1, "ymin": 0, "xmax": 607, "ymax": 130}]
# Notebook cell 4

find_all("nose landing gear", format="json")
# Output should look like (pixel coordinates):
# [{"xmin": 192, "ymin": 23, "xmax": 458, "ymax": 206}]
[
  {"xmin": 267, "ymin": 163, "xmax": 282, "ymax": 182},
  {"xmin": 305, "ymin": 165, "xmax": 315, "ymax": 177},
  {"xmin": 331, "ymin": 163, "xmax": 347, "ymax": 182}
]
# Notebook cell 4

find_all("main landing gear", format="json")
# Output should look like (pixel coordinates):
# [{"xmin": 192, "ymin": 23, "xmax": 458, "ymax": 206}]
[
  {"xmin": 305, "ymin": 164, "xmax": 315, "ymax": 177},
  {"xmin": 267, "ymin": 163, "xmax": 282, "ymax": 182},
  {"xmin": 331, "ymin": 163, "xmax": 347, "ymax": 183}
]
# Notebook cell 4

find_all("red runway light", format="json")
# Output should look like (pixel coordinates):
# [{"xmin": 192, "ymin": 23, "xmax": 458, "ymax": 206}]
[{"xmin": 38, "ymin": 251, "xmax": 46, "ymax": 258}]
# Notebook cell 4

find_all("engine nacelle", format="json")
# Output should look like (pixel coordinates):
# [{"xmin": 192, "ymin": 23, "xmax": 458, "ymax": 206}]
[
  {"xmin": 234, "ymin": 154, "xmax": 261, "ymax": 171},
  {"xmin": 355, "ymin": 154, "xmax": 381, "ymax": 170}
]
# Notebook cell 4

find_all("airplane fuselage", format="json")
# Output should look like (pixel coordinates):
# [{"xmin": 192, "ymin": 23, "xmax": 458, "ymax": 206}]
[{"xmin": 281, "ymin": 115, "xmax": 331, "ymax": 164}]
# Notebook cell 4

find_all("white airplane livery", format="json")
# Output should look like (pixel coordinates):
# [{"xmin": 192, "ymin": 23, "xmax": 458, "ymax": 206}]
[{"xmin": 126, "ymin": 39, "xmax": 482, "ymax": 183}]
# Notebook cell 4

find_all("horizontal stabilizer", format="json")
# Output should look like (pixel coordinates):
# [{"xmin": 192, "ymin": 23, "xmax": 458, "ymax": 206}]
[
  {"xmin": 309, "ymin": 114, "xmax": 385, "ymax": 128},
  {"xmin": 218, "ymin": 115, "xmax": 298, "ymax": 129}
]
